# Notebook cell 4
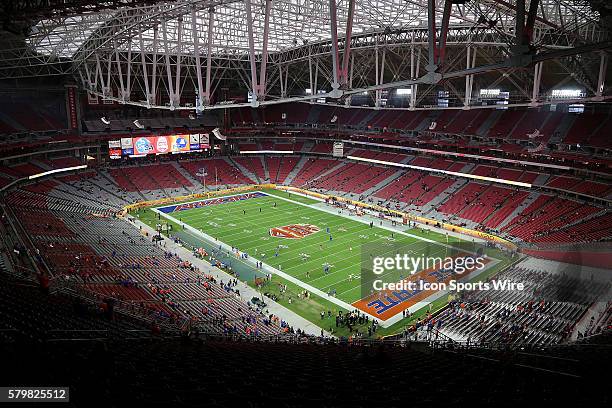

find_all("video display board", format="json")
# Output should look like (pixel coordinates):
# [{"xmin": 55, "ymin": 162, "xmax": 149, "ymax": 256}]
[
  {"xmin": 108, "ymin": 140, "xmax": 122, "ymax": 159},
  {"xmin": 121, "ymin": 137, "xmax": 134, "ymax": 156},
  {"xmin": 110, "ymin": 134, "xmax": 206, "ymax": 158}
]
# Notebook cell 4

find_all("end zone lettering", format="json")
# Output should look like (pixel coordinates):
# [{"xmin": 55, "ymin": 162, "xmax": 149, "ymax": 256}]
[{"xmin": 158, "ymin": 192, "xmax": 267, "ymax": 213}]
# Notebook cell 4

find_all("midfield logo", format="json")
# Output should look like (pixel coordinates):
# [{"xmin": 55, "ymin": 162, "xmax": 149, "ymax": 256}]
[{"xmin": 269, "ymin": 224, "xmax": 320, "ymax": 239}]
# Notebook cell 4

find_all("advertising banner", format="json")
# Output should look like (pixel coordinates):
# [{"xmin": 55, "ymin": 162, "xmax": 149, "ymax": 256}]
[
  {"xmin": 169, "ymin": 135, "xmax": 189, "ymax": 153},
  {"xmin": 189, "ymin": 134, "xmax": 200, "ymax": 150},
  {"xmin": 200, "ymin": 133, "xmax": 210, "ymax": 149}
]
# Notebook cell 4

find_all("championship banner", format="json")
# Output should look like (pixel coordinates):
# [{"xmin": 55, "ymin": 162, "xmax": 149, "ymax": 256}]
[{"xmin": 65, "ymin": 85, "xmax": 79, "ymax": 130}]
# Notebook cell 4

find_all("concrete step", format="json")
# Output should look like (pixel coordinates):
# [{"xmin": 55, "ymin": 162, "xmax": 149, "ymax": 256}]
[
  {"xmin": 99, "ymin": 169, "xmax": 147, "ymax": 202},
  {"xmin": 551, "ymin": 208, "xmax": 608, "ymax": 232},
  {"xmin": 303, "ymin": 160, "xmax": 347, "ymax": 188},
  {"xmin": 226, "ymin": 156, "xmax": 259, "ymax": 183},
  {"xmin": 31, "ymin": 159, "xmax": 53, "ymax": 171},
  {"xmin": 171, "ymin": 161, "xmax": 206, "ymax": 193},
  {"xmin": 422, "ymin": 178, "xmax": 467, "ymax": 214},
  {"xmin": 284, "ymin": 156, "xmax": 309, "ymax": 185},
  {"xmin": 141, "ymin": 165, "xmax": 171, "ymax": 199},
  {"xmin": 533, "ymin": 172, "xmax": 550, "ymax": 186},
  {"xmin": 361, "ymin": 169, "xmax": 404, "ymax": 196},
  {"xmin": 87, "ymin": 175, "xmax": 138, "ymax": 205},
  {"xmin": 52, "ymin": 179, "xmax": 122, "ymax": 211},
  {"xmin": 261, "ymin": 156, "xmax": 270, "ymax": 182},
  {"xmin": 495, "ymin": 191, "xmax": 540, "ymax": 230},
  {"xmin": 459, "ymin": 163, "xmax": 475, "ymax": 173},
  {"xmin": 476, "ymin": 110, "xmax": 503, "ymax": 136},
  {"xmin": 551, "ymin": 114, "xmax": 576, "ymax": 144},
  {"xmin": 506, "ymin": 110, "xmax": 528, "ymax": 138}
]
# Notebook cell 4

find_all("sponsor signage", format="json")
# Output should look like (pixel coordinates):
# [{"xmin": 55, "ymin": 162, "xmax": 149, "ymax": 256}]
[{"xmin": 110, "ymin": 134, "xmax": 208, "ymax": 159}]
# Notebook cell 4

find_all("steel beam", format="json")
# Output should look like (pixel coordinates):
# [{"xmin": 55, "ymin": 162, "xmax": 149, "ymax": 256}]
[
  {"xmin": 259, "ymin": 0, "xmax": 273, "ymax": 98},
  {"xmin": 244, "ymin": 0, "xmax": 259, "ymax": 105},
  {"xmin": 206, "ymin": 7, "xmax": 215, "ymax": 105},
  {"xmin": 515, "ymin": 0, "xmax": 526, "ymax": 46},
  {"xmin": 596, "ymin": 52, "xmax": 608, "ymax": 99},
  {"xmin": 175, "ymin": 16, "xmax": 183, "ymax": 106},
  {"xmin": 162, "ymin": 20, "xmax": 175, "ymax": 108},
  {"xmin": 341, "ymin": 0, "xmax": 356, "ymax": 86},
  {"xmin": 138, "ymin": 30, "xmax": 151, "ymax": 106},
  {"xmin": 531, "ymin": 61, "xmax": 543, "ymax": 105},
  {"xmin": 426, "ymin": 0, "xmax": 437, "ymax": 73},
  {"xmin": 329, "ymin": 0, "xmax": 341, "ymax": 92},
  {"xmin": 437, "ymin": 0, "xmax": 452, "ymax": 66},
  {"xmin": 192, "ymin": 7, "xmax": 204, "ymax": 109},
  {"xmin": 525, "ymin": 0, "xmax": 540, "ymax": 44}
]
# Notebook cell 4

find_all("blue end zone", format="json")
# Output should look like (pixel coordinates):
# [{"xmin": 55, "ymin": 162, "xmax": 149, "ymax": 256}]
[{"xmin": 157, "ymin": 191, "xmax": 268, "ymax": 213}]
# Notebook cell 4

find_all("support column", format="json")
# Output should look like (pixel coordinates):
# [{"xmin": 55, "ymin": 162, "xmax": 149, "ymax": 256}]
[
  {"xmin": 175, "ymin": 16, "xmax": 183, "ymax": 107},
  {"xmin": 151, "ymin": 26, "xmax": 158, "ymax": 106},
  {"xmin": 525, "ymin": 0, "xmax": 540, "ymax": 44},
  {"xmin": 139, "ymin": 31, "xmax": 151, "ymax": 107},
  {"xmin": 162, "ymin": 20, "xmax": 175, "ymax": 108},
  {"xmin": 206, "ymin": 7, "xmax": 214, "ymax": 105},
  {"xmin": 192, "ymin": 8, "xmax": 204, "ymax": 110},
  {"xmin": 308, "ymin": 57, "xmax": 314, "ymax": 95},
  {"xmin": 126, "ymin": 42, "xmax": 132, "ymax": 101},
  {"xmin": 464, "ymin": 46, "xmax": 472, "ymax": 108},
  {"xmin": 340, "ymin": 0, "xmax": 355, "ymax": 86},
  {"xmin": 531, "ymin": 61, "xmax": 543, "ymax": 105},
  {"xmin": 258, "ymin": 0, "xmax": 273, "ymax": 98},
  {"xmin": 515, "ymin": 0, "xmax": 526, "ymax": 46},
  {"xmin": 411, "ymin": 48, "xmax": 421, "ymax": 109},
  {"xmin": 113, "ymin": 40, "xmax": 125, "ymax": 102},
  {"xmin": 244, "ymin": 0, "xmax": 259, "ymax": 106},
  {"xmin": 426, "ymin": 0, "xmax": 437, "ymax": 74},
  {"xmin": 437, "ymin": 0, "xmax": 452, "ymax": 66},
  {"xmin": 596, "ymin": 52, "xmax": 608, "ymax": 99},
  {"xmin": 329, "ymin": 0, "xmax": 341, "ymax": 94}
]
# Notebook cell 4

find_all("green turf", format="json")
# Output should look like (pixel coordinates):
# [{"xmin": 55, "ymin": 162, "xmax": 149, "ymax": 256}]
[
  {"xmin": 157, "ymin": 192, "xmax": 458, "ymax": 304},
  {"xmin": 137, "ymin": 189, "xmax": 513, "ymax": 337}
]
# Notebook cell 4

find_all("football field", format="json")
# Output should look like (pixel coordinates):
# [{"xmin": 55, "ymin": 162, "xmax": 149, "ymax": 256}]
[{"xmin": 152, "ymin": 189, "xmax": 503, "ymax": 326}]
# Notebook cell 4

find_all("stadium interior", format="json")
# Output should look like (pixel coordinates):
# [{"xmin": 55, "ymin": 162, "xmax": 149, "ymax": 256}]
[{"xmin": 0, "ymin": 0, "xmax": 611, "ymax": 406}]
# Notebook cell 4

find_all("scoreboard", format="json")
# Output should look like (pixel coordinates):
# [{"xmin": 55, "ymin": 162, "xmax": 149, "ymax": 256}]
[{"xmin": 109, "ymin": 134, "xmax": 210, "ymax": 159}]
